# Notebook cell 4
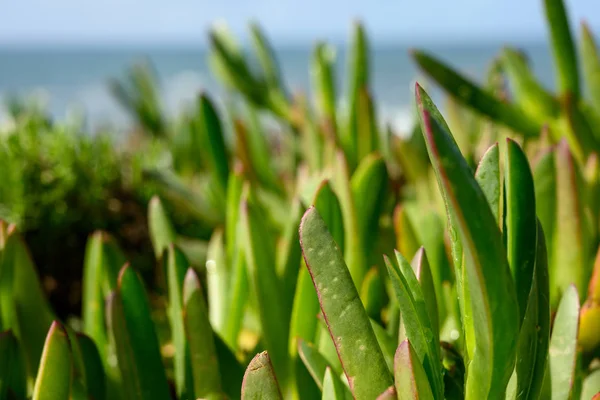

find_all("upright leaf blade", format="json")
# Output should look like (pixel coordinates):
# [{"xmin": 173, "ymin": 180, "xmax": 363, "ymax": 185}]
[
  {"xmin": 32, "ymin": 322, "xmax": 72, "ymax": 400},
  {"xmin": 165, "ymin": 245, "xmax": 190, "ymax": 397},
  {"xmin": 548, "ymin": 285, "xmax": 580, "ymax": 400},
  {"xmin": 300, "ymin": 207, "xmax": 393, "ymax": 398},
  {"xmin": 241, "ymin": 352, "xmax": 283, "ymax": 400},
  {"xmin": 504, "ymin": 138, "xmax": 537, "ymax": 323},
  {"xmin": 581, "ymin": 22, "xmax": 600, "ymax": 113},
  {"xmin": 240, "ymin": 198, "xmax": 289, "ymax": 384},
  {"xmin": 394, "ymin": 339, "xmax": 435, "ymax": 400},
  {"xmin": 416, "ymin": 84, "xmax": 519, "ymax": 399},
  {"xmin": 475, "ymin": 143, "xmax": 501, "ymax": 225},
  {"xmin": 108, "ymin": 266, "xmax": 171, "ymax": 400},
  {"xmin": 77, "ymin": 333, "xmax": 106, "ymax": 400},
  {"xmin": 0, "ymin": 330, "xmax": 26, "ymax": 399},
  {"xmin": 148, "ymin": 196, "xmax": 176, "ymax": 259},
  {"xmin": 544, "ymin": 0, "xmax": 580, "ymax": 99},
  {"xmin": 183, "ymin": 268, "xmax": 222, "ymax": 398}
]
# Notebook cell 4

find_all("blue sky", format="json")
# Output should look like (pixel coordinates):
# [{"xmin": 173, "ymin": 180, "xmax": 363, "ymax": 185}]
[{"xmin": 2, "ymin": 0, "xmax": 600, "ymax": 46}]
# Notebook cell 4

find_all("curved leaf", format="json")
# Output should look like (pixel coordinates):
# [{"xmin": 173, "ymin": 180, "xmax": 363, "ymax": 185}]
[
  {"xmin": 300, "ymin": 207, "xmax": 393, "ymax": 398},
  {"xmin": 241, "ymin": 352, "xmax": 283, "ymax": 400},
  {"xmin": 416, "ymin": 83, "xmax": 518, "ymax": 399}
]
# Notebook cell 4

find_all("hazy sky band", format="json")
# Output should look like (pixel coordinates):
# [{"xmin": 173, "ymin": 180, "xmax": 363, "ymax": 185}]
[{"xmin": 2, "ymin": 0, "xmax": 600, "ymax": 46}]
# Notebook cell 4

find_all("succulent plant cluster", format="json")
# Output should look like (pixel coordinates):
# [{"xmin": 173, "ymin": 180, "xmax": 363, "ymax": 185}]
[{"xmin": 2, "ymin": 0, "xmax": 600, "ymax": 399}]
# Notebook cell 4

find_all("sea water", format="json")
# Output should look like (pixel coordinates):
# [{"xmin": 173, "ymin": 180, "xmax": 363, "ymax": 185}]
[{"xmin": 0, "ymin": 42, "xmax": 556, "ymax": 136}]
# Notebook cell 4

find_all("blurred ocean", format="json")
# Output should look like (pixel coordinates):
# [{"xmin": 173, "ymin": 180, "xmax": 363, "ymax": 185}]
[{"xmin": 0, "ymin": 42, "xmax": 555, "ymax": 134}]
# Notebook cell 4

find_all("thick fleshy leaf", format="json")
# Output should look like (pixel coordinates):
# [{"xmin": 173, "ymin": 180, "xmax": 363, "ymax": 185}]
[
  {"xmin": 361, "ymin": 268, "xmax": 385, "ymax": 321},
  {"xmin": 412, "ymin": 50, "xmax": 540, "ymax": 137},
  {"xmin": 500, "ymin": 47, "xmax": 559, "ymax": 123},
  {"xmin": 214, "ymin": 333, "xmax": 245, "ymax": 400},
  {"xmin": 548, "ymin": 285, "xmax": 580, "ymax": 400},
  {"xmin": 370, "ymin": 319, "xmax": 396, "ymax": 374},
  {"xmin": 313, "ymin": 180, "xmax": 345, "ymax": 252},
  {"xmin": 333, "ymin": 151, "xmax": 364, "ymax": 287},
  {"xmin": 206, "ymin": 228, "xmax": 228, "ymax": 337},
  {"xmin": 108, "ymin": 266, "xmax": 171, "ymax": 400},
  {"xmin": 300, "ymin": 207, "xmax": 392, "ymax": 398},
  {"xmin": 226, "ymin": 162, "xmax": 244, "ymax": 262},
  {"xmin": 222, "ymin": 242, "xmax": 248, "ymax": 351},
  {"xmin": 148, "ymin": 196, "xmax": 176, "ymax": 259},
  {"xmin": 312, "ymin": 42, "xmax": 338, "ymax": 135},
  {"xmin": 183, "ymin": 268, "xmax": 221, "ymax": 398},
  {"xmin": 249, "ymin": 22, "xmax": 285, "ymax": 92},
  {"xmin": 351, "ymin": 153, "xmax": 388, "ymax": 262},
  {"xmin": 277, "ymin": 197, "xmax": 304, "ymax": 316},
  {"xmin": 165, "ymin": 245, "xmax": 190, "ymax": 397},
  {"xmin": 510, "ymin": 221, "xmax": 550, "ymax": 400},
  {"xmin": 1, "ymin": 226, "xmax": 54, "ymax": 377},
  {"xmin": 475, "ymin": 143, "xmax": 501, "ymax": 225},
  {"xmin": 77, "ymin": 333, "xmax": 106, "ymax": 400},
  {"xmin": 289, "ymin": 268, "xmax": 321, "ymax": 399},
  {"xmin": 385, "ymin": 252, "xmax": 443, "ymax": 398},
  {"xmin": 322, "ymin": 367, "xmax": 347, "ymax": 400},
  {"xmin": 551, "ymin": 140, "xmax": 587, "ymax": 307},
  {"xmin": 356, "ymin": 88, "xmax": 379, "ymax": 162},
  {"xmin": 581, "ymin": 22, "xmax": 600, "ymax": 114},
  {"xmin": 240, "ymin": 198, "xmax": 289, "ymax": 383},
  {"xmin": 533, "ymin": 149, "xmax": 556, "ymax": 250},
  {"xmin": 504, "ymin": 138, "xmax": 537, "ymax": 322},
  {"xmin": 416, "ymin": 84, "xmax": 518, "ymax": 399},
  {"xmin": 241, "ymin": 352, "xmax": 283, "ymax": 400},
  {"xmin": 0, "ymin": 330, "xmax": 26, "ymax": 399},
  {"xmin": 393, "ymin": 205, "xmax": 420, "ymax": 262},
  {"xmin": 411, "ymin": 248, "xmax": 439, "ymax": 340},
  {"xmin": 32, "ymin": 322, "xmax": 72, "ymax": 400},
  {"xmin": 394, "ymin": 339, "xmax": 435, "ymax": 400},
  {"xmin": 543, "ymin": 0, "xmax": 580, "ymax": 99},
  {"xmin": 197, "ymin": 94, "xmax": 230, "ymax": 192},
  {"xmin": 344, "ymin": 21, "xmax": 370, "ymax": 167},
  {"xmin": 297, "ymin": 339, "xmax": 331, "ymax": 390}
]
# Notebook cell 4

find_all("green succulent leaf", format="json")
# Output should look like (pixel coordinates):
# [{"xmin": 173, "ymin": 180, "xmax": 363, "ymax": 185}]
[
  {"xmin": 550, "ymin": 140, "xmax": 587, "ymax": 307},
  {"xmin": 510, "ymin": 221, "xmax": 550, "ymax": 400},
  {"xmin": 547, "ymin": 284, "xmax": 580, "ymax": 400},
  {"xmin": 394, "ymin": 339, "xmax": 435, "ymax": 400},
  {"xmin": 504, "ymin": 138, "xmax": 538, "ymax": 323},
  {"xmin": 241, "ymin": 352, "xmax": 283, "ymax": 400},
  {"xmin": 108, "ymin": 265, "xmax": 171, "ymax": 400},
  {"xmin": 206, "ymin": 228, "xmax": 229, "ymax": 338},
  {"xmin": 543, "ymin": 0, "xmax": 580, "ymax": 99},
  {"xmin": 277, "ymin": 197, "xmax": 304, "ymax": 316},
  {"xmin": 385, "ymin": 251, "xmax": 443, "ymax": 398},
  {"xmin": 416, "ymin": 83, "xmax": 518, "ymax": 399},
  {"xmin": 500, "ymin": 47, "xmax": 560, "ymax": 122},
  {"xmin": 475, "ymin": 143, "xmax": 501, "ymax": 225},
  {"xmin": 1, "ymin": 226, "xmax": 54, "ymax": 378},
  {"xmin": 165, "ymin": 245, "xmax": 190, "ymax": 397},
  {"xmin": 412, "ymin": 50, "xmax": 541, "ymax": 137},
  {"xmin": 300, "ymin": 207, "xmax": 393, "ymax": 398},
  {"xmin": 240, "ymin": 197, "xmax": 289, "ymax": 384},
  {"xmin": 351, "ymin": 153, "xmax": 388, "ymax": 262},
  {"xmin": 322, "ymin": 367, "xmax": 348, "ymax": 400},
  {"xmin": 581, "ymin": 22, "xmax": 600, "ymax": 114},
  {"xmin": 77, "ymin": 333, "xmax": 106, "ymax": 400},
  {"xmin": 0, "ymin": 330, "xmax": 26, "ymax": 399},
  {"xmin": 148, "ymin": 195, "xmax": 176, "ymax": 260},
  {"xmin": 312, "ymin": 42, "xmax": 338, "ymax": 135},
  {"xmin": 32, "ymin": 322, "xmax": 72, "ymax": 400},
  {"xmin": 197, "ymin": 94, "xmax": 230, "ymax": 193},
  {"xmin": 183, "ymin": 268, "xmax": 222, "ymax": 398},
  {"xmin": 411, "ymin": 248, "xmax": 440, "ymax": 341}
]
